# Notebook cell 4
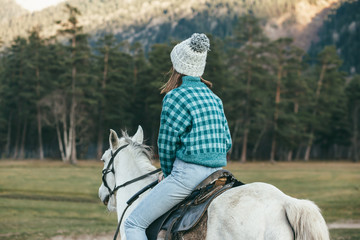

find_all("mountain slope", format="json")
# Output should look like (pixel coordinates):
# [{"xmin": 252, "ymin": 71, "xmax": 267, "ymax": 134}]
[
  {"xmin": 0, "ymin": 0, "xmax": 28, "ymax": 23},
  {"xmin": 0, "ymin": 0, "xmax": 345, "ymax": 51},
  {"xmin": 309, "ymin": 0, "xmax": 360, "ymax": 74}
]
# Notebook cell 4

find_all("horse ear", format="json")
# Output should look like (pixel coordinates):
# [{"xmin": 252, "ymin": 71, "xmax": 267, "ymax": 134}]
[
  {"xmin": 132, "ymin": 125, "xmax": 144, "ymax": 144},
  {"xmin": 109, "ymin": 129, "xmax": 120, "ymax": 150}
]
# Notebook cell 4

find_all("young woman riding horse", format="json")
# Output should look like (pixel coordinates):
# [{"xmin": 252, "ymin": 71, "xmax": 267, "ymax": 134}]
[
  {"xmin": 98, "ymin": 33, "xmax": 329, "ymax": 240},
  {"xmin": 124, "ymin": 33, "xmax": 232, "ymax": 240}
]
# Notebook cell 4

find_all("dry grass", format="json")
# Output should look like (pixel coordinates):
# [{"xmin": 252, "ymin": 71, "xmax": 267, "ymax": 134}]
[
  {"xmin": 225, "ymin": 161, "xmax": 360, "ymax": 223},
  {"xmin": 0, "ymin": 160, "xmax": 359, "ymax": 239}
]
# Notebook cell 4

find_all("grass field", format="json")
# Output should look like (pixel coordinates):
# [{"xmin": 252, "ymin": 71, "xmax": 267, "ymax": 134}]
[{"xmin": 0, "ymin": 160, "xmax": 359, "ymax": 239}]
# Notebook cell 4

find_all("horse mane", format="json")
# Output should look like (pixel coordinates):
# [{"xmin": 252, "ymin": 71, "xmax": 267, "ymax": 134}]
[{"xmin": 121, "ymin": 130, "xmax": 155, "ymax": 171}]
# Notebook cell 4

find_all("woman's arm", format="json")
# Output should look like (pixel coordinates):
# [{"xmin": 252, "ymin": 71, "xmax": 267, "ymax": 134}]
[{"xmin": 157, "ymin": 92, "xmax": 190, "ymax": 177}]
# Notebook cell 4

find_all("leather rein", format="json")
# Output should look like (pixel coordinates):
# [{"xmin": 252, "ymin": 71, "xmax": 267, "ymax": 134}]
[
  {"xmin": 102, "ymin": 143, "xmax": 161, "ymax": 197},
  {"xmin": 101, "ymin": 143, "xmax": 161, "ymax": 240}
]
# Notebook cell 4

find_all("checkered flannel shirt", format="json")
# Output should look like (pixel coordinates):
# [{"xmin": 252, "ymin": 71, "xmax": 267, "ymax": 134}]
[{"xmin": 158, "ymin": 76, "xmax": 232, "ymax": 177}]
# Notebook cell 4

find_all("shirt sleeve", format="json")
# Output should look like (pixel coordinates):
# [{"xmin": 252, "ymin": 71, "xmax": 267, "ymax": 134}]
[
  {"xmin": 158, "ymin": 116, "xmax": 178, "ymax": 177},
  {"xmin": 219, "ymin": 98, "xmax": 232, "ymax": 153},
  {"xmin": 224, "ymin": 117, "xmax": 232, "ymax": 152},
  {"xmin": 157, "ymin": 93, "xmax": 191, "ymax": 177}
]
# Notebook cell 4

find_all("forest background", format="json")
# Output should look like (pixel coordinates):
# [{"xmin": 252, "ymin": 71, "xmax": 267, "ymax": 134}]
[{"xmin": 1, "ymin": 0, "xmax": 360, "ymax": 163}]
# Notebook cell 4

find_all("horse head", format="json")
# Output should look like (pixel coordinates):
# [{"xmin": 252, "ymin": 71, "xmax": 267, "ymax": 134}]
[{"xmin": 98, "ymin": 126, "xmax": 146, "ymax": 211}]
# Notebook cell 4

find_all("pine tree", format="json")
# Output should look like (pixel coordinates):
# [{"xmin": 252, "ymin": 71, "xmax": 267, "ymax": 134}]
[
  {"xmin": 304, "ymin": 46, "xmax": 346, "ymax": 161},
  {"xmin": 94, "ymin": 34, "xmax": 134, "ymax": 159},
  {"xmin": 129, "ymin": 41, "xmax": 150, "ymax": 135},
  {"xmin": 346, "ymin": 75, "xmax": 360, "ymax": 162},
  {"xmin": 282, "ymin": 47, "xmax": 308, "ymax": 161},
  {"xmin": 225, "ymin": 13, "xmax": 271, "ymax": 161},
  {"xmin": 94, "ymin": 34, "xmax": 114, "ymax": 160},
  {"xmin": 2, "ymin": 36, "xmax": 34, "ymax": 159},
  {"xmin": 268, "ymin": 38, "xmax": 306, "ymax": 161},
  {"xmin": 38, "ymin": 41, "xmax": 68, "ymax": 161},
  {"xmin": 143, "ymin": 43, "xmax": 173, "ymax": 147},
  {"xmin": 26, "ymin": 26, "xmax": 47, "ymax": 159},
  {"xmin": 0, "ymin": 39, "xmax": 6, "ymax": 156},
  {"xmin": 55, "ymin": 4, "xmax": 91, "ymax": 163},
  {"xmin": 202, "ymin": 35, "xmax": 229, "ymax": 99}
]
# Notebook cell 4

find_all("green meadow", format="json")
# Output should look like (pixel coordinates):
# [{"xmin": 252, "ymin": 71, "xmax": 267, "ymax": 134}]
[{"xmin": 0, "ymin": 160, "xmax": 359, "ymax": 240}]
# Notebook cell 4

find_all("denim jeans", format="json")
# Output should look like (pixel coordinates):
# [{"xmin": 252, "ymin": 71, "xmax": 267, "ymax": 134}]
[{"xmin": 124, "ymin": 158, "xmax": 222, "ymax": 240}]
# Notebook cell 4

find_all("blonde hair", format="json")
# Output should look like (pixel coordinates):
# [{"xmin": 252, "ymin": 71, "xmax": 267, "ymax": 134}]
[{"xmin": 160, "ymin": 68, "xmax": 213, "ymax": 94}]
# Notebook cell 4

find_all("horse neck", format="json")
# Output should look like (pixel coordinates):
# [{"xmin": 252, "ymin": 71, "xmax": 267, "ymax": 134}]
[{"xmin": 114, "ymin": 148, "xmax": 158, "ymax": 210}]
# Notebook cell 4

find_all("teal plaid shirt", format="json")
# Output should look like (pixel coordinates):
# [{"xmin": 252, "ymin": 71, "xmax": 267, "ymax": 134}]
[{"xmin": 158, "ymin": 76, "xmax": 232, "ymax": 177}]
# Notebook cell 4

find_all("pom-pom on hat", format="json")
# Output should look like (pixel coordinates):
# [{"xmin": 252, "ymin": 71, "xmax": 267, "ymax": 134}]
[{"xmin": 170, "ymin": 33, "xmax": 210, "ymax": 77}]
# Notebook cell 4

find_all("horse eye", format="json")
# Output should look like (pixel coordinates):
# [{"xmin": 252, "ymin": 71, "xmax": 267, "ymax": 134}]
[{"xmin": 101, "ymin": 158, "xmax": 105, "ymax": 162}]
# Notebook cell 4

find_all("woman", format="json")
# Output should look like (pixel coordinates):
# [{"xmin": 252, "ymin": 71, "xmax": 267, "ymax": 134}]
[{"xmin": 124, "ymin": 33, "xmax": 232, "ymax": 239}]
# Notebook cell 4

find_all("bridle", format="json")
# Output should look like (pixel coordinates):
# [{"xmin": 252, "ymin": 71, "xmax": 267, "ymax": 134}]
[
  {"xmin": 101, "ymin": 143, "xmax": 161, "ymax": 198},
  {"xmin": 101, "ymin": 143, "xmax": 161, "ymax": 240},
  {"xmin": 102, "ymin": 144, "xmax": 129, "ymax": 197}
]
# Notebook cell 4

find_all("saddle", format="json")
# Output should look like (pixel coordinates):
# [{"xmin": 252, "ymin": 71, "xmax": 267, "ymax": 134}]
[{"xmin": 146, "ymin": 170, "xmax": 244, "ymax": 240}]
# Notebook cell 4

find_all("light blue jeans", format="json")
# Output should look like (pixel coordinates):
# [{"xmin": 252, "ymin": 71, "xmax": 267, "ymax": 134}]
[{"xmin": 124, "ymin": 158, "xmax": 221, "ymax": 240}]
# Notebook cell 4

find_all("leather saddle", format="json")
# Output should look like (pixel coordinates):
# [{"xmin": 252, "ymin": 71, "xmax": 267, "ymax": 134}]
[{"xmin": 146, "ymin": 169, "xmax": 244, "ymax": 240}]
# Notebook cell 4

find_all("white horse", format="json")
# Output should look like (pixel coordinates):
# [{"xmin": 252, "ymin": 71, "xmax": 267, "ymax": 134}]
[{"xmin": 98, "ymin": 126, "xmax": 330, "ymax": 240}]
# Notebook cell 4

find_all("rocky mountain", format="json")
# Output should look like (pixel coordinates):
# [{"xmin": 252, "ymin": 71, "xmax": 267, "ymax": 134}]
[
  {"xmin": 0, "ymin": 0, "xmax": 28, "ymax": 23},
  {"xmin": 0, "ymin": 0, "xmax": 349, "ymax": 51}
]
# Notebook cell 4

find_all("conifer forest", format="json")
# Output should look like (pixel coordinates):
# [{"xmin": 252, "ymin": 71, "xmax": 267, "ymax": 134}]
[{"xmin": 0, "ymin": 2, "xmax": 359, "ymax": 163}]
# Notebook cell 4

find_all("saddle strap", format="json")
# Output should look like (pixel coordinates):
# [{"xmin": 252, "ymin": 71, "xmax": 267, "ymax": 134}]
[
  {"xmin": 169, "ymin": 182, "xmax": 235, "ymax": 233},
  {"xmin": 165, "ymin": 217, "xmax": 179, "ymax": 240}
]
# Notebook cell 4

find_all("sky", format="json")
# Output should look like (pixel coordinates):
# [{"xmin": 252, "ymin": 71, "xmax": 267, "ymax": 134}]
[{"xmin": 15, "ymin": 0, "xmax": 65, "ymax": 12}]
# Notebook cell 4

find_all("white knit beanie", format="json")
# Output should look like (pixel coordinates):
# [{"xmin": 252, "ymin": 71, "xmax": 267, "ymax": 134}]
[{"xmin": 170, "ymin": 33, "xmax": 210, "ymax": 77}]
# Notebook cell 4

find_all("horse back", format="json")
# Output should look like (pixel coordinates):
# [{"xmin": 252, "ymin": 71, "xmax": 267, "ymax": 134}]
[{"xmin": 206, "ymin": 183, "xmax": 329, "ymax": 240}]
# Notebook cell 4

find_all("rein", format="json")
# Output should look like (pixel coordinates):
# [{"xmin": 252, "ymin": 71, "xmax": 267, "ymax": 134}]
[
  {"xmin": 101, "ymin": 143, "xmax": 161, "ymax": 240},
  {"xmin": 112, "ymin": 168, "xmax": 161, "ymax": 196},
  {"xmin": 102, "ymin": 144, "xmax": 130, "ymax": 197},
  {"xmin": 102, "ymin": 144, "xmax": 161, "ymax": 197}
]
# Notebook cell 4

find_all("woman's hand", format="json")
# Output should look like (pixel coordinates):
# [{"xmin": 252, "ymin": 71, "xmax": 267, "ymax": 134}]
[{"xmin": 158, "ymin": 172, "xmax": 164, "ymax": 182}]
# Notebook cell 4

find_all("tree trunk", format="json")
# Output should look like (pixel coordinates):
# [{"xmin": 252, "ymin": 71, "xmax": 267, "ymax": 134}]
[
  {"xmin": 241, "ymin": 53, "xmax": 253, "ymax": 163},
  {"xmin": 352, "ymin": 103, "xmax": 359, "ymax": 162},
  {"xmin": 287, "ymin": 99, "xmax": 299, "ymax": 162},
  {"xmin": 18, "ymin": 118, "xmax": 28, "ymax": 159},
  {"xmin": 252, "ymin": 123, "xmax": 267, "ymax": 160},
  {"xmin": 36, "ymin": 66, "xmax": 44, "ymax": 160},
  {"xmin": 4, "ymin": 113, "xmax": 13, "ymax": 158},
  {"xmin": 270, "ymin": 65, "xmax": 282, "ymax": 162},
  {"xmin": 270, "ymin": 134, "xmax": 277, "ymax": 162},
  {"xmin": 230, "ymin": 119, "xmax": 241, "ymax": 160},
  {"xmin": 304, "ymin": 129, "xmax": 314, "ymax": 161},
  {"xmin": 287, "ymin": 150, "xmax": 293, "ymax": 161},
  {"xmin": 315, "ymin": 65, "xmax": 326, "ymax": 99},
  {"xmin": 70, "ymin": 124, "xmax": 77, "ymax": 164},
  {"xmin": 14, "ymin": 65, "xmax": 24, "ymax": 159},
  {"xmin": 97, "ymin": 48, "xmax": 109, "ymax": 160},
  {"xmin": 304, "ymin": 64, "xmax": 326, "ymax": 161},
  {"xmin": 241, "ymin": 126, "xmax": 249, "ymax": 162},
  {"xmin": 37, "ymin": 104, "xmax": 44, "ymax": 160},
  {"xmin": 97, "ymin": 123, "xmax": 104, "ymax": 160},
  {"xmin": 232, "ymin": 28, "xmax": 254, "ymax": 161},
  {"xmin": 295, "ymin": 144, "xmax": 303, "ymax": 160},
  {"xmin": 69, "ymin": 28, "xmax": 77, "ymax": 164},
  {"xmin": 12, "ymin": 119, "xmax": 21, "ymax": 159},
  {"xmin": 55, "ymin": 120, "xmax": 66, "ymax": 162},
  {"xmin": 70, "ymin": 66, "xmax": 77, "ymax": 164},
  {"xmin": 63, "ymin": 110, "xmax": 71, "ymax": 163}
]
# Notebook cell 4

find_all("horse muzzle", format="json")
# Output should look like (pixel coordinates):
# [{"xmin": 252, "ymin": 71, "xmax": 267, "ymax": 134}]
[{"xmin": 103, "ymin": 195, "xmax": 110, "ymax": 206}]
